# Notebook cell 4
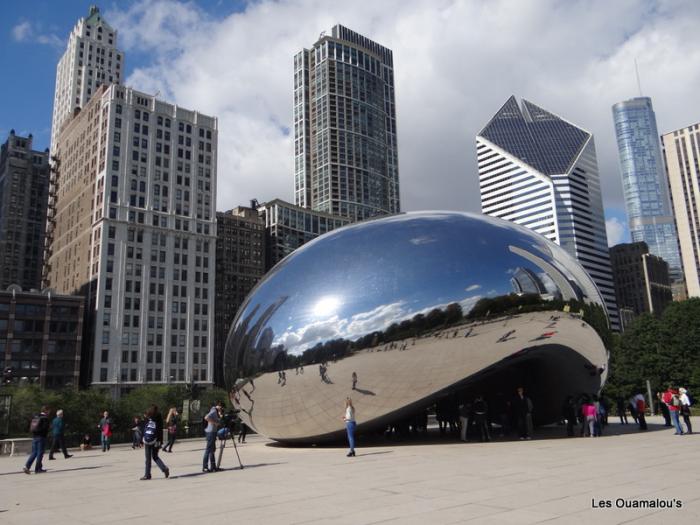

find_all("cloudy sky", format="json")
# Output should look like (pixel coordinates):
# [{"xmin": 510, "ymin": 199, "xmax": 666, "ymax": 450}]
[{"xmin": 3, "ymin": 0, "xmax": 699, "ymax": 246}]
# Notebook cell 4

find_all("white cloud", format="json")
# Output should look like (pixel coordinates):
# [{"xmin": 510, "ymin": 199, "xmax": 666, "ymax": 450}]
[
  {"xmin": 605, "ymin": 217, "xmax": 627, "ymax": 246},
  {"xmin": 105, "ymin": 0, "xmax": 700, "ymax": 214},
  {"xmin": 465, "ymin": 284, "xmax": 481, "ymax": 292},
  {"xmin": 11, "ymin": 20, "xmax": 62, "ymax": 47}
]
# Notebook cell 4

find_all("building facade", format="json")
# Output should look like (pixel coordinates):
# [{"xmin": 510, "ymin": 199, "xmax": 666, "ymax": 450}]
[
  {"xmin": 294, "ymin": 25, "xmax": 399, "ymax": 222},
  {"xmin": 0, "ymin": 132, "xmax": 49, "ymax": 291},
  {"xmin": 214, "ymin": 206, "xmax": 266, "ymax": 387},
  {"xmin": 50, "ymin": 5, "xmax": 124, "ymax": 152},
  {"xmin": 662, "ymin": 123, "xmax": 700, "ymax": 297},
  {"xmin": 1, "ymin": 288, "xmax": 83, "ymax": 389},
  {"xmin": 45, "ymin": 84, "xmax": 217, "ymax": 395},
  {"xmin": 258, "ymin": 199, "xmax": 349, "ymax": 270},
  {"xmin": 612, "ymin": 97, "xmax": 682, "ymax": 281},
  {"xmin": 609, "ymin": 242, "xmax": 672, "ymax": 326},
  {"xmin": 477, "ymin": 96, "xmax": 619, "ymax": 330}
]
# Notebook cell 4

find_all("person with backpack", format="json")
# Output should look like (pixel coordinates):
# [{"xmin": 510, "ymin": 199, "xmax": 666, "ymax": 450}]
[
  {"xmin": 662, "ymin": 386, "xmax": 684, "ymax": 435},
  {"xmin": 472, "ymin": 394, "xmax": 491, "ymax": 442},
  {"xmin": 48, "ymin": 409, "xmax": 72, "ymax": 460},
  {"xmin": 679, "ymin": 387, "xmax": 693, "ymax": 435},
  {"xmin": 23, "ymin": 406, "xmax": 51, "ymax": 474},
  {"xmin": 202, "ymin": 401, "xmax": 222, "ymax": 472},
  {"xmin": 141, "ymin": 405, "xmax": 169, "ymax": 480},
  {"xmin": 97, "ymin": 410, "xmax": 113, "ymax": 452}
]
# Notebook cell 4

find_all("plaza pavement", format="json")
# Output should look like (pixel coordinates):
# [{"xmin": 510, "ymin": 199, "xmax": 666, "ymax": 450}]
[{"xmin": 1, "ymin": 416, "xmax": 699, "ymax": 525}]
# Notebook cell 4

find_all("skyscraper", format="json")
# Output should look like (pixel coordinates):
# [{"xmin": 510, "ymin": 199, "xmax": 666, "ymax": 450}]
[
  {"xmin": 214, "ymin": 206, "xmax": 266, "ymax": 387},
  {"xmin": 50, "ymin": 5, "xmax": 124, "ymax": 152},
  {"xmin": 612, "ymin": 97, "xmax": 682, "ymax": 281},
  {"xmin": 477, "ymin": 96, "xmax": 619, "ymax": 330},
  {"xmin": 0, "ymin": 132, "xmax": 49, "ymax": 290},
  {"xmin": 609, "ymin": 241, "xmax": 672, "ymax": 328},
  {"xmin": 662, "ymin": 123, "xmax": 700, "ymax": 297},
  {"xmin": 294, "ymin": 25, "xmax": 399, "ymax": 222},
  {"xmin": 45, "ymin": 85, "xmax": 217, "ymax": 394}
]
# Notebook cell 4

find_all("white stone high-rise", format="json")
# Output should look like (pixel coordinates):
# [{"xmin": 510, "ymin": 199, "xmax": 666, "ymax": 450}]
[
  {"xmin": 477, "ymin": 96, "xmax": 619, "ymax": 331},
  {"xmin": 46, "ymin": 85, "xmax": 217, "ymax": 395},
  {"xmin": 662, "ymin": 123, "xmax": 700, "ymax": 297},
  {"xmin": 50, "ymin": 5, "xmax": 124, "ymax": 152}
]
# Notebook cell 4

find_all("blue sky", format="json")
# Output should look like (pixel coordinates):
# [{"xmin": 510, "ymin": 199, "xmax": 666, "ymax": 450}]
[{"xmin": 3, "ymin": 0, "xmax": 698, "ymax": 247}]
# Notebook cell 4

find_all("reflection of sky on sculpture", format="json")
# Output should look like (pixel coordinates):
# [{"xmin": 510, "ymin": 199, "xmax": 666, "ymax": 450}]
[{"xmin": 231, "ymin": 212, "xmax": 599, "ymax": 355}]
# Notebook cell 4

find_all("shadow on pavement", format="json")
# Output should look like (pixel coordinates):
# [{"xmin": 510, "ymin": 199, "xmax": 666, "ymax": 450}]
[{"xmin": 169, "ymin": 462, "xmax": 285, "ymax": 479}]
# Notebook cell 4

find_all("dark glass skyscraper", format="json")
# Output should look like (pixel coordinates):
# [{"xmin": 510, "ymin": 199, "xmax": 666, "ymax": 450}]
[
  {"xmin": 294, "ymin": 25, "xmax": 399, "ymax": 222},
  {"xmin": 612, "ymin": 97, "xmax": 681, "ymax": 281}
]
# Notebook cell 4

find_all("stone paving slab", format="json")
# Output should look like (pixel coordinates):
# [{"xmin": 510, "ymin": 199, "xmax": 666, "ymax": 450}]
[{"xmin": 1, "ymin": 417, "xmax": 699, "ymax": 524}]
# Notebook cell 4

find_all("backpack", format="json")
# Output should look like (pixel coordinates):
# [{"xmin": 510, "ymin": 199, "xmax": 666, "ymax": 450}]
[
  {"xmin": 142, "ymin": 419, "xmax": 158, "ymax": 445},
  {"xmin": 672, "ymin": 395, "xmax": 682, "ymax": 407},
  {"xmin": 29, "ymin": 414, "xmax": 42, "ymax": 433}
]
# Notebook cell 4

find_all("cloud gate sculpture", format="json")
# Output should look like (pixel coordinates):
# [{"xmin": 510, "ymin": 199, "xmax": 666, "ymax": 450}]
[{"xmin": 224, "ymin": 212, "xmax": 609, "ymax": 443}]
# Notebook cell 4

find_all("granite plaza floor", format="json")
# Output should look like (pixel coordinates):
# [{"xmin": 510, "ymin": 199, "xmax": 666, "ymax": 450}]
[{"xmin": 1, "ymin": 417, "xmax": 699, "ymax": 525}]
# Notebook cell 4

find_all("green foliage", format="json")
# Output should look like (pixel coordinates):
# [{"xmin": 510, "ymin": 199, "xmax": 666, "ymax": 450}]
[
  {"xmin": 1, "ymin": 384, "xmax": 228, "ymax": 439},
  {"xmin": 606, "ymin": 298, "xmax": 700, "ymax": 398}
]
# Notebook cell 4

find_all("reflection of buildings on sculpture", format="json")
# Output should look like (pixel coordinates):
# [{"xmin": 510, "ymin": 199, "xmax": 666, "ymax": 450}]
[
  {"xmin": 510, "ymin": 267, "xmax": 547, "ymax": 296},
  {"xmin": 477, "ymin": 96, "xmax": 619, "ymax": 331}
]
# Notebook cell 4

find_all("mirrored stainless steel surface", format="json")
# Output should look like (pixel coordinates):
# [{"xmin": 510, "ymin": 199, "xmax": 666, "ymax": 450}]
[{"xmin": 224, "ymin": 212, "xmax": 610, "ymax": 443}]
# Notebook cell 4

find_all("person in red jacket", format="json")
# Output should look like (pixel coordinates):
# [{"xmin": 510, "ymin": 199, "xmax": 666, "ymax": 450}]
[{"xmin": 662, "ymin": 386, "xmax": 684, "ymax": 435}]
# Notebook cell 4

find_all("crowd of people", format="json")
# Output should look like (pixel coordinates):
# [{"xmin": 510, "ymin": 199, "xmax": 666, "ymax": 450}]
[
  {"xmin": 21, "ymin": 401, "xmax": 248, "ymax": 477},
  {"xmin": 19, "ymin": 384, "xmax": 694, "ymax": 475}
]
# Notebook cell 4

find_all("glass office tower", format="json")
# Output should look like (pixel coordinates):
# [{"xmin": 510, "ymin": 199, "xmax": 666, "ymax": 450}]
[
  {"xmin": 294, "ymin": 25, "xmax": 400, "ymax": 222},
  {"xmin": 612, "ymin": 97, "xmax": 682, "ymax": 281}
]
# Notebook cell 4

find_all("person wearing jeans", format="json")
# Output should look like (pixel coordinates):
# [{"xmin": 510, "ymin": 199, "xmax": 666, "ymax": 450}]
[
  {"xmin": 663, "ymin": 387, "xmax": 684, "ymax": 435},
  {"xmin": 202, "ymin": 401, "xmax": 221, "ymax": 472},
  {"xmin": 141, "ymin": 405, "xmax": 169, "ymax": 480},
  {"xmin": 343, "ymin": 398, "xmax": 356, "ymax": 457},
  {"xmin": 23, "ymin": 406, "xmax": 50, "ymax": 474},
  {"xmin": 98, "ymin": 410, "xmax": 113, "ymax": 452}
]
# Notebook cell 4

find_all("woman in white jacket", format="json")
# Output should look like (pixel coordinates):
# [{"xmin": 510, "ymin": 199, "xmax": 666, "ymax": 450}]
[{"xmin": 679, "ymin": 388, "xmax": 693, "ymax": 434}]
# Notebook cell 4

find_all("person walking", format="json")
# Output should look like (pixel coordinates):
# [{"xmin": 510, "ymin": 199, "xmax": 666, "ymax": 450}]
[
  {"xmin": 23, "ymin": 406, "xmax": 50, "ymax": 474},
  {"xmin": 162, "ymin": 408, "xmax": 179, "ymax": 452},
  {"xmin": 679, "ymin": 387, "xmax": 693, "ymax": 435},
  {"xmin": 514, "ymin": 387, "xmax": 533, "ymax": 440},
  {"xmin": 662, "ymin": 386, "xmax": 684, "ymax": 435},
  {"xmin": 202, "ymin": 401, "xmax": 222, "ymax": 472},
  {"xmin": 140, "ymin": 405, "xmax": 169, "ymax": 480},
  {"xmin": 581, "ymin": 397, "xmax": 597, "ymax": 437},
  {"xmin": 97, "ymin": 410, "xmax": 113, "ymax": 452},
  {"xmin": 48, "ymin": 409, "xmax": 72, "ymax": 460},
  {"xmin": 343, "ymin": 398, "xmax": 356, "ymax": 457}
]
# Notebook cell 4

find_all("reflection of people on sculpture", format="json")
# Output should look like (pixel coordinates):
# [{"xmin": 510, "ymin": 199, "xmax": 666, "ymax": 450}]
[
  {"xmin": 514, "ymin": 387, "xmax": 533, "ymax": 440},
  {"xmin": 343, "ymin": 398, "xmax": 356, "ymax": 457},
  {"xmin": 352, "ymin": 371, "xmax": 357, "ymax": 390}
]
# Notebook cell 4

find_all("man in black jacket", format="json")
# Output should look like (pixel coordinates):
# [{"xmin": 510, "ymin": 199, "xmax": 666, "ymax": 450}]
[{"xmin": 23, "ymin": 406, "xmax": 51, "ymax": 474}]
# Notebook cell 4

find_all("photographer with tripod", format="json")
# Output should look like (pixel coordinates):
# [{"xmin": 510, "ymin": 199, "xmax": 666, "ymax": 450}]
[
  {"xmin": 202, "ymin": 401, "xmax": 221, "ymax": 473},
  {"xmin": 216, "ymin": 407, "xmax": 244, "ymax": 470}
]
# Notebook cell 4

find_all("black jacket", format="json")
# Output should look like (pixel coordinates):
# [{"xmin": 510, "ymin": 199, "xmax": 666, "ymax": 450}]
[{"xmin": 31, "ymin": 412, "xmax": 50, "ymax": 438}]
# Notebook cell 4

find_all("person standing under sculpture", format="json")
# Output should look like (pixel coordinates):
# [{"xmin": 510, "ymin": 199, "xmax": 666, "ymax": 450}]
[
  {"xmin": 343, "ymin": 398, "xmax": 356, "ymax": 457},
  {"xmin": 472, "ymin": 395, "xmax": 490, "ymax": 442},
  {"xmin": 514, "ymin": 387, "xmax": 533, "ymax": 440}
]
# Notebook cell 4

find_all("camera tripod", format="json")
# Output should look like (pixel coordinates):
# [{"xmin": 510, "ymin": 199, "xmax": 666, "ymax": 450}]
[{"xmin": 216, "ymin": 428, "xmax": 244, "ymax": 470}]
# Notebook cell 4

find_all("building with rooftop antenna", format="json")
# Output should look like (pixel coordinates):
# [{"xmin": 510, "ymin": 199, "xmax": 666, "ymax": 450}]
[
  {"xmin": 611, "ymin": 97, "xmax": 682, "ymax": 284},
  {"xmin": 477, "ymin": 96, "xmax": 619, "ymax": 330}
]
